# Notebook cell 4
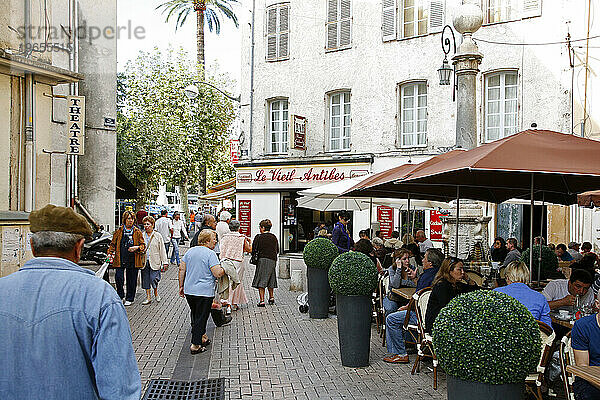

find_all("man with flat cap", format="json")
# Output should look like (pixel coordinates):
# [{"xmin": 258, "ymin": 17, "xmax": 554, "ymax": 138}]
[{"xmin": 0, "ymin": 205, "xmax": 141, "ymax": 399}]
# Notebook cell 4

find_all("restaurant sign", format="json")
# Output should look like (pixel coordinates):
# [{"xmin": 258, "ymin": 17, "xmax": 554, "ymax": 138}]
[
  {"xmin": 292, "ymin": 115, "xmax": 306, "ymax": 150},
  {"xmin": 430, "ymin": 210, "xmax": 443, "ymax": 241},
  {"xmin": 67, "ymin": 95, "xmax": 85, "ymax": 155},
  {"xmin": 238, "ymin": 200, "xmax": 251, "ymax": 237},
  {"xmin": 230, "ymin": 139, "xmax": 240, "ymax": 163},
  {"xmin": 236, "ymin": 163, "xmax": 370, "ymax": 190},
  {"xmin": 377, "ymin": 206, "xmax": 394, "ymax": 239}
]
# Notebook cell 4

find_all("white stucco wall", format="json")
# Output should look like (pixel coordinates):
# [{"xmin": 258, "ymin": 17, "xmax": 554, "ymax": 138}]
[{"xmin": 236, "ymin": 192, "xmax": 282, "ymax": 245}]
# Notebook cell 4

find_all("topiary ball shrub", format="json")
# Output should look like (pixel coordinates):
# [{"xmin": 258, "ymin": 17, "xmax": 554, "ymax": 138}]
[
  {"xmin": 433, "ymin": 290, "xmax": 541, "ymax": 385},
  {"xmin": 521, "ymin": 245, "xmax": 559, "ymax": 280},
  {"xmin": 328, "ymin": 251, "xmax": 378, "ymax": 296},
  {"xmin": 303, "ymin": 237, "xmax": 339, "ymax": 270}
]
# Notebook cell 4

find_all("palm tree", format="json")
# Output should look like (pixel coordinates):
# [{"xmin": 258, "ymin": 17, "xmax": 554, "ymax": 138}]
[{"xmin": 157, "ymin": 0, "xmax": 239, "ymax": 78}]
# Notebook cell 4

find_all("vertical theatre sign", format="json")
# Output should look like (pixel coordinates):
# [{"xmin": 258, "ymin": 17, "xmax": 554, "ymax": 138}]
[
  {"xmin": 67, "ymin": 95, "xmax": 85, "ymax": 155},
  {"xmin": 292, "ymin": 115, "xmax": 306, "ymax": 150}
]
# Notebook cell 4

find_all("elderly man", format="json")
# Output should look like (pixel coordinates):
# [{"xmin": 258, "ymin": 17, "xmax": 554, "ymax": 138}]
[
  {"xmin": 383, "ymin": 248, "xmax": 444, "ymax": 364},
  {"xmin": 0, "ymin": 205, "xmax": 141, "ymax": 399},
  {"xmin": 543, "ymin": 269, "xmax": 594, "ymax": 311},
  {"xmin": 571, "ymin": 290, "xmax": 600, "ymax": 399},
  {"xmin": 216, "ymin": 210, "xmax": 232, "ymax": 242},
  {"xmin": 501, "ymin": 238, "xmax": 521, "ymax": 268},
  {"xmin": 568, "ymin": 242, "xmax": 584, "ymax": 262},
  {"xmin": 155, "ymin": 208, "xmax": 174, "ymax": 260},
  {"xmin": 414, "ymin": 230, "xmax": 433, "ymax": 255}
]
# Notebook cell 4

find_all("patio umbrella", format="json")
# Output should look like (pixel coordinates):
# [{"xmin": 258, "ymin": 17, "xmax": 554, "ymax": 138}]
[
  {"xmin": 577, "ymin": 190, "xmax": 600, "ymax": 208},
  {"xmin": 296, "ymin": 196, "xmax": 371, "ymax": 211},
  {"xmin": 396, "ymin": 129, "xmax": 600, "ymax": 280}
]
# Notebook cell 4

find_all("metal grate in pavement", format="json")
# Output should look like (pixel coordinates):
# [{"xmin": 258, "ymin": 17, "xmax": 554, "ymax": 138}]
[{"xmin": 142, "ymin": 378, "xmax": 225, "ymax": 400}]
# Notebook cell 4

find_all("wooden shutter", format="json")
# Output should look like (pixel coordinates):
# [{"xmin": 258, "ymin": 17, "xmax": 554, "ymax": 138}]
[
  {"xmin": 326, "ymin": 0, "xmax": 338, "ymax": 49},
  {"xmin": 266, "ymin": 7, "xmax": 278, "ymax": 60},
  {"xmin": 521, "ymin": 0, "xmax": 541, "ymax": 19},
  {"xmin": 339, "ymin": 0, "xmax": 352, "ymax": 47},
  {"xmin": 428, "ymin": 0, "xmax": 445, "ymax": 33},
  {"xmin": 279, "ymin": 5, "xmax": 289, "ymax": 58},
  {"xmin": 382, "ymin": 0, "xmax": 397, "ymax": 41}
]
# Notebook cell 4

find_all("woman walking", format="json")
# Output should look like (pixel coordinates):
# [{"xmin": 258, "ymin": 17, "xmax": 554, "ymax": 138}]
[
  {"xmin": 171, "ymin": 212, "xmax": 188, "ymax": 267},
  {"xmin": 179, "ymin": 229, "xmax": 225, "ymax": 354},
  {"xmin": 107, "ymin": 210, "xmax": 146, "ymax": 306},
  {"xmin": 251, "ymin": 219, "xmax": 279, "ymax": 307},
  {"xmin": 220, "ymin": 220, "xmax": 252, "ymax": 310},
  {"xmin": 141, "ymin": 216, "xmax": 168, "ymax": 305}
]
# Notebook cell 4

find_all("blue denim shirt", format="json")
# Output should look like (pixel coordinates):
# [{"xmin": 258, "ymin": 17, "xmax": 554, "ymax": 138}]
[{"xmin": 0, "ymin": 257, "xmax": 141, "ymax": 400}]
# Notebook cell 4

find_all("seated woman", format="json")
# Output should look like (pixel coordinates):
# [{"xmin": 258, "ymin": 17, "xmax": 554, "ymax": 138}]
[
  {"xmin": 425, "ymin": 257, "xmax": 479, "ymax": 332},
  {"xmin": 383, "ymin": 249, "xmax": 413, "ymax": 316}
]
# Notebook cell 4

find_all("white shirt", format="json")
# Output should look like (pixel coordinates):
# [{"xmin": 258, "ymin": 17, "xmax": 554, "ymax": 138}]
[
  {"xmin": 172, "ymin": 219, "xmax": 188, "ymax": 239},
  {"xmin": 419, "ymin": 238, "xmax": 434, "ymax": 254},
  {"xmin": 154, "ymin": 217, "xmax": 173, "ymax": 243},
  {"xmin": 542, "ymin": 279, "xmax": 595, "ymax": 308},
  {"xmin": 216, "ymin": 221, "xmax": 230, "ymax": 242}
]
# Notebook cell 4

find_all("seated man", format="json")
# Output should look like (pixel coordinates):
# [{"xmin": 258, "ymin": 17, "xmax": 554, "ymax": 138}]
[
  {"xmin": 542, "ymin": 269, "xmax": 594, "ymax": 311},
  {"xmin": 556, "ymin": 243, "xmax": 574, "ymax": 262},
  {"xmin": 383, "ymin": 248, "xmax": 444, "ymax": 364},
  {"xmin": 571, "ymin": 291, "xmax": 600, "ymax": 400},
  {"xmin": 501, "ymin": 237, "xmax": 521, "ymax": 268},
  {"xmin": 568, "ymin": 242, "xmax": 584, "ymax": 262},
  {"xmin": 494, "ymin": 261, "xmax": 552, "ymax": 328}
]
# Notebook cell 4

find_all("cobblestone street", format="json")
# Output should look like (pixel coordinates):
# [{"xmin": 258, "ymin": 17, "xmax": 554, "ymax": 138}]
[{"xmin": 124, "ymin": 246, "xmax": 447, "ymax": 399}]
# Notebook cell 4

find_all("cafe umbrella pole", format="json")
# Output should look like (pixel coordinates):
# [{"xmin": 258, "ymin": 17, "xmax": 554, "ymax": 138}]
[
  {"xmin": 539, "ymin": 192, "xmax": 545, "ymax": 286},
  {"xmin": 530, "ymin": 173, "xmax": 535, "ymax": 283},
  {"xmin": 455, "ymin": 186, "xmax": 460, "ymax": 257}
]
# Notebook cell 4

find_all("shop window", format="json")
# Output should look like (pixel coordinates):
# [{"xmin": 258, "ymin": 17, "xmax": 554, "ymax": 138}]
[
  {"xmin": 326, "ymin": 0, "xmax": 352, "ymax": 51},
  {"xmin": 328, "ymin": 91, "xmax": 351, "ymax": 151},
  {"xmin": 268, "ymin": 99, "xmax": 289, "ymax": 154},
  {"xmin": 399, "ymin": 81, "xmax": 427, "ymax": 147},
  {"xmin": 484, "ymin": 71, "xmax": 518, "ymax": 142},
  {"xmin": 266, "ymin": 3, "xmax": 289, "ymax": 61}
]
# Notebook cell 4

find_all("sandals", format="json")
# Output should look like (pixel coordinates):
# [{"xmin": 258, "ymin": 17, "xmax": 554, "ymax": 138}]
[
  {"xmin": 190, "ymin": 346, "xmax": 207, "ymax": 355},
  {"xmin": 257, "ymin": 301, "xmax": 266, "ymax": 307},
  {"xmin": 268, "ymin": 298, "xmax": 275, "ymax": 305},
  {"xmin": 202, "ymin": 339, "xmax": 211, "ymax": 347}
]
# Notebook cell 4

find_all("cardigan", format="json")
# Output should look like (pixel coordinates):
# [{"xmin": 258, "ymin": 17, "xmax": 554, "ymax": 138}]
[
  {"xmin": 252, "ymin": 232, "xmax": 279, "ymax": 261},
  {"xmin": 108, "ymin": 226, "xmax": 146, "ymax": 269},
  {"xmin": 425, "ymin": 279, "xmax": 478, "ymax": 332},
  {"xmin": 143, "ymin": 231, "xmax": 168, "ymax": 270}
]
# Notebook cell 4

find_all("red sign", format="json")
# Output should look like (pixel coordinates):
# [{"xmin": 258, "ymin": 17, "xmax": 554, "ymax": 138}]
[
  {"xmin": 377, "ymin": 206, "xmax": 394, "ymax": 239},
  {"xmin": 430, "ymin": 210, "xmax": 443, "ymax": 241},
  {"xmin": 230, "ymin": 140, "xmax": 240, "ymax": 163},
  {"xmin": 238, "ymin": 200, "xmax": 251, "ymax": 237},
  {"xmin": 292, "ymin": 115, "xmax": 306, "ymax": 150}
]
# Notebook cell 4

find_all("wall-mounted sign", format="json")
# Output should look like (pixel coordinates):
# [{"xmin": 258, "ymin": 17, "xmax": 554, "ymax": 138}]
[
  {"xmin": 377, "ymin": 206, "xmax": 394, "ymax": 239},
  {"xmin": 230, "ymin": 140, "xmax": 240, "ymax": 163},
  {"xmin": 104, "ymin": 117, "xmax": 116, "ymax": 128},
  {"xmin": 430, "ymin": 210, "xmax": 443, "ymax": 241},
  {"xmin": 67, "ymin": 95, "xmax": 85, "ymax": 155},
  {"xmin": 292, "ymin": 115, "xmax": 306, "ymax": 150},
  {"xmin": 238, "ymin": 200, "xmax": 251, "ymax": 236},
  {"xmin": 236, "ymin": 163, "xmax": 370, "ymax": 190}
]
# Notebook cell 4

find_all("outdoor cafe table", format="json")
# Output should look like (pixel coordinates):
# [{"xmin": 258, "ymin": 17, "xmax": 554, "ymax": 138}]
[
  {"xmin": 566, "ymin": 366, "xmax": 600, "ymax": 387},
  {"xmin": 550, "ymin": 312, "xmax": 575, "ymax": 330},
  {"xmin": 391, "ymin": 287, "xmax": 416, "ymax": 300}
]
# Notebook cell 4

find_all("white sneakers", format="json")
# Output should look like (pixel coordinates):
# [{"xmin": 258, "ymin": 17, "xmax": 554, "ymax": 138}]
[
  {"xmin": 124, "ymin": 300, "xmax": 133, "ymax": 306},
  {"xmin": 155, "ymin": 295, "xmax": 161, "ymax": 303},
  {"xmin": 142, "ymin": 299, "xmax": 151, "ymax": 305}
]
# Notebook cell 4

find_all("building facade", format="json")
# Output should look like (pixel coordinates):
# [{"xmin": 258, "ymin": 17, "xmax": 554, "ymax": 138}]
[
  {"xmin": 237, "ymin": 0, "xmax": 599, "ymax": 254},
  {"xmin": 0, "ymin": 0, "xmax": 117, "ymax": 276}
]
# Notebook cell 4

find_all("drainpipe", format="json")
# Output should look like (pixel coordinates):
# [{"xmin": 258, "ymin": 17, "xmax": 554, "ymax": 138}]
[
  {"xmin": 248, "ymin": 0, "xmax": 255, "ymax": 161},
  {"xmin": 24, "ymin": 0, "xmax": 36, "ymax": 211}
]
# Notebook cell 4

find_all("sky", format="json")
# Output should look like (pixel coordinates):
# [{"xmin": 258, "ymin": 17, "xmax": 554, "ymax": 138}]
[{"xmin": 116, "ymin": 0, "xmax": 243, "ymax": 92}]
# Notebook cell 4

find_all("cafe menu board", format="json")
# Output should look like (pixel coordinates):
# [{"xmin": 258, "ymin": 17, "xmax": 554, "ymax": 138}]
[
  {"xmin": 238, "ymin": 200, "xmax": 251, "ymax": 237},
  {"xmin": 377, "ymin": 206, "xmax": 394, "ymax": 239},
  {"xmin": 430, "ymin": 210, "xmax": 443, "ymax": 241}
]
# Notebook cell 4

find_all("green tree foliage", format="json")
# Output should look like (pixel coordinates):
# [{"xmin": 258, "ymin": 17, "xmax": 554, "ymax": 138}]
[{"xmin": 116, "ymin": 47, "xmax": 236, "ymax": 212}]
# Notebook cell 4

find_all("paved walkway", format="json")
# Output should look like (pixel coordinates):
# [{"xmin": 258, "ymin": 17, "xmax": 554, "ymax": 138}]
[{"xmin": 124, "ymin": 246, "xmax": 448, "ymax": 399}]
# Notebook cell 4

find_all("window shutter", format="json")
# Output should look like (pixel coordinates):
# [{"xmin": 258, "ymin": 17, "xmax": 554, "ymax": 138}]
[
  {"xmin": 382, "ymin": 0, "xmax": 397, "ymax": 41},
  {"xmin": 428, "ymin": 0, "xmax": 445, "ymax": 33},
  {"xmin": 339, "ymin": 0, "xmax": 352, "ymax": 47},
  {"xmin": 521, "ymin": 0, "xmax": 541, "ymax": 19},
  {"xmin": 266, "ymin": 7, "xmax": 278, "ymax": 60},
  {"xmin": 327, "ymin": 0, "xmax": 338, "ymax": 49},
  {"xmin": 279, "ymin": 5, "xmax": 289, "ymax": 58}
]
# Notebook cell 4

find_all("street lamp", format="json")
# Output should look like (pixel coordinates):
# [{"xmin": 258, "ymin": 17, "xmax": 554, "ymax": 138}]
[
  {"xmin": 437, "ymin": 25, "xmax": 457, "ymax": 100},
  {"xmin": 183, "ymin": 81, "xmax": 240, "ymax": 103}
]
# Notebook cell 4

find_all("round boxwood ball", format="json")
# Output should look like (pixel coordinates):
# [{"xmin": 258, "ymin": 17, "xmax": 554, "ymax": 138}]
[
  {"xmin": 433, "ymin": 290, "xmax": 541, "ymax": 385},
  {"xmin": 303, "ymin": 237, "xmax": 339, "ymax": 270},
  {"xmin": 328, "ymin": 251, "xmax": 378, "ymax": 296}
]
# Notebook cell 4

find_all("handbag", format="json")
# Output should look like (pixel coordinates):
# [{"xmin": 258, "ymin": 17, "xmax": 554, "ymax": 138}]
[{"xmin": 250, "ymin": 236, "xmax": 259, "ymax": 265}]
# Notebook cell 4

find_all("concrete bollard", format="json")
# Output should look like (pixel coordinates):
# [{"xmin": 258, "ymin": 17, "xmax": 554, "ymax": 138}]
[
  {"xmin": 279, "ymin": 257, "xmax": 291, "ymax": 279},
  {"xmin": 289, "ymin": 269, "xmax": 304, "ymax": 291}
]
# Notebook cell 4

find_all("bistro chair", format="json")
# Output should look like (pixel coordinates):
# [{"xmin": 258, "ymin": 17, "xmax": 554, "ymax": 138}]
[
  {"xmin": 559, "ymin": 332, "xmax": 575, "ymax": 400},
  {"xmin": 465, "ymin": 270, "xmax": 484, "ymax": 287},
  {"xmin": 411, "ymin": 287, "xmax": 438, "ymax": 390},
  {"xmin": 402, "ymin": 287, "xmax": 430, "ymax": 350},
  {"xmin": 525, "ymin": 321, "xmax": 555, "ymax": 400},
  {"xmin": 374, "ymin": 272, "xmax": 389, "ymax": 338}
]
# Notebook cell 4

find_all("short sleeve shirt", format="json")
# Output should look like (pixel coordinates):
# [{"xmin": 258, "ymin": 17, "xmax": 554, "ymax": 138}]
[
  {"xmin": 571, "ymin": 314, "xmax": 600, "ymax": 366},
  {"xmin": 542, "ymin": 279, "xmax": 595, "ymax": 309},
  {"xmin": 182, "ymin": 246, "xmax": 220, "ymax": 297}
]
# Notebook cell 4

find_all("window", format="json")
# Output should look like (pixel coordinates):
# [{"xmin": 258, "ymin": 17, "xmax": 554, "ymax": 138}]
[
  {"xmin": 328, "ymin": 92, "xmax": 351, "ymax": 151},
  {"xmin": 485, "ymin": 71, "xmax": 518, "ymax": 142},
  {"xmin": 400, "ymin": 82, "xmax": 427, "ymax": 147},
  {"xmin": 326, "ymin": 0, "xmax": 351, "ymax": 50},
  {"xmin": 269, "ymin": 99, "xmax": 289, "ymax": 153},
  {"xmin": 266, "ymin": 3, "xmax": 289, "ymax": 61},
  {"xmin": 483, "ymin": 0, "xmax": 541, "ymax": 24},
  {"xmin": 383, "ymin": 1, "xmax": 444, "ymax": 41}
]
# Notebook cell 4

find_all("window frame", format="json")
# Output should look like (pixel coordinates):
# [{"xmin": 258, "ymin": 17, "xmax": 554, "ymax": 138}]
[
  {"xmin": 398, "ymin": 80, "xmax": 428, "ymax": 148},
  {"xmin": 325, "ymin": 0, "xmax": 352, "ymax": 52},
  {"xmin": 482, "ymin": 0, "xmax": 542, "ymax": 26},
  {"xmin": 265, "ymin": 2, "xmax": 290, "ymax": 62},
  {"xmin": 400, "ymin": 0, "xmax": 428, "ymax": 40},
  {"xmin": 266, "ymin": 98, "xmax": 290, "ymax": 155},
  {"xmin": 483, "ymin": 69, "xmax": 520, "ymax": 143},
  {"xmin": 325, "ymin": 90, "xmax": 352, "ymax": 152}
]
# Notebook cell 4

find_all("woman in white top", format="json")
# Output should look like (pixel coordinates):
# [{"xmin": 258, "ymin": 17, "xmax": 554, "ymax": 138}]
[
  {"xmin": 171, "ymin": 212, "xmax": 189, "ymax": 267},
  {"xmin": 142, "ymin": 216, "xmax": 169, "ymax": 305}
]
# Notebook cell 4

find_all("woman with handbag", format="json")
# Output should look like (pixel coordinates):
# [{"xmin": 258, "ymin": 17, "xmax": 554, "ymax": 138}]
[
  {"xmin": 141, "ymin": 216, "xmax": 168, "ymax": 305},
  {"xmin": 251, "ymin": 219, "xmax": 279, "ymax": 307},
  {"xmin": 107, "ymin": 210, "xmax": 146, "ymax": 306}
]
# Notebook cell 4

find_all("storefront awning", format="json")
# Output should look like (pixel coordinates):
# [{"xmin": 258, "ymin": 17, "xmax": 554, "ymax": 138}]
[
  {"xmin": 199, "ymin": 187, "xmax": 235, "ymax": 201},
  {"xmin": 0, "ymin": 51, "xmax": 84, "ymax": 85}
]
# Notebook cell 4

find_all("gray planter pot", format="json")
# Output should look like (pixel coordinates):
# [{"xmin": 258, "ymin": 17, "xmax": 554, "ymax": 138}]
[
  {"xmin": 307, "ymin": 267, "xmax": 330, "ymax": 319},
  {"xmin": 336, "ymin": 294, "xmax": 372, "ymax": 367},
  {"xmin": 447, "ymin": 375, "xmax": 524, "ymax": 400}
]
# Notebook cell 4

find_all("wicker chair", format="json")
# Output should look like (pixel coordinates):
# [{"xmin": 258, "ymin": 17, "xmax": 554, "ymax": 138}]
[
  {"xmin": 402, "ymin": 287, "xmax": 429, "ymax": 350},
  {"xmin": 525, "ymin": 321, "xmax": 555, "ymax": 400},
  {"xmin": 465, "ymin": 270, "xmax": 484, "ymax": 287},
  {"xmin": 411, "ymin": 287, "xmax": 438, "ymax": 390},
  {"xmin": 374, "ymin": 272, "xmax": 389, "ymax": 340},
  {"xmin": 559, "ymin": 332, "xmax": 575, "ymax": 400}
]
